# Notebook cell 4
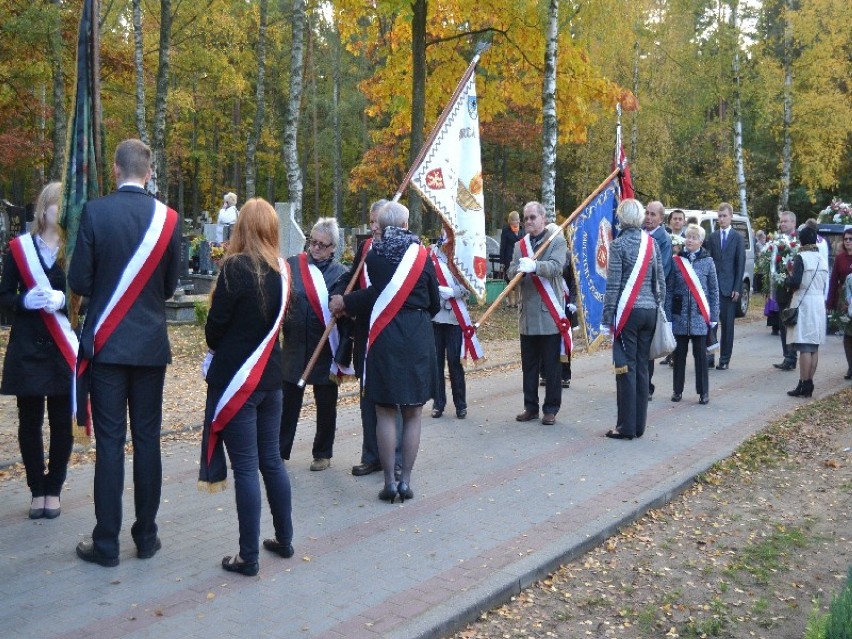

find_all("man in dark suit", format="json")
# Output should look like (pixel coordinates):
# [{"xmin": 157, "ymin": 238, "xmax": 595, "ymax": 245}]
[
  {"xmin": 69, "ymin": 139, "xmax": 181, "ymax": 567},
  {"xmin": 773, "ymin": 211, "xmax": 798, "ymax": 370},
  {"xmin": 707, "ymin": 202, "xmax": 745, "ymax": 370},
  {"xmin": 644, "ymin": 201, "xmax": 672, "ymax": 397}
]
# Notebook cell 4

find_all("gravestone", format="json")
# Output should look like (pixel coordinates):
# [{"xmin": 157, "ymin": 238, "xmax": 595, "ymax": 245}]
[
  {"xmin": 203, "ymin": 223, "xmax": 224, "ymax": 243},
  {"xmin": 198, "ymin": 240, "xmax": 214, "ymax": 274},
  {"xmin": 276, "ymin": 202, "xmax": 305, "ymax": 258},
  {"xmin": 179, "ymin": 236, "xmax": 190, "ymax": 277}
]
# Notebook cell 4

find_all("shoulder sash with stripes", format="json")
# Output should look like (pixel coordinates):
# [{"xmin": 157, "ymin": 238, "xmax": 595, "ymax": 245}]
[
  {"xmin": 364, "ymin": 243, "xmax": 427, "ymax": 384},
  {"xmin": 674, "ymin": 256, "xmax": 710, "ymax": 325},
  {"xmin": 74, "ymin": 199, "xmax": 178, "ymax": 436},
  {"xmin": 206, "ymin": 258, "xmax": 291, "ymax": 464},
  {"xmin": 614, "ymin": 231, "xmax": 653, "ymax": 337},
  {"xmin": 9, "ymin": 234, "xmax": 78, "ymax": 372},
  {"xmin": 430, "ymin": 250, "xmax": 484, "ymax": 361},
  {"xmin": 298, "ymin": 253, "xmax": 355, "ymax": 378},
  {"xmin": 359, "ymin": 238, "xmax": 373, "ymax": 289},
  {"xmin": 519, "ymin": 236, "xmax": 572, "ymax": 356}
]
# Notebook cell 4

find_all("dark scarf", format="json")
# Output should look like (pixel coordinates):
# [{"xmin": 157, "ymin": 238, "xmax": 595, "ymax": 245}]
[
  {"xmin": 308, "ymin": 254, "xmax": 334, "ymax": 272},
  {"xmin": 373, "ymin": 226, "xmax": 420, "ymax": 264}
]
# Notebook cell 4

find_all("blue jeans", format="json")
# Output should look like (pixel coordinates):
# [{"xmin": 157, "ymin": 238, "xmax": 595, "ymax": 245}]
[{"xmin": 218, "ymin": 389, "xmax": 293, "ymax": 563}]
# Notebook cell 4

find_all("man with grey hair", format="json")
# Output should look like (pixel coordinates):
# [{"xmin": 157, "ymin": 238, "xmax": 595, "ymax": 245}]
[
  {"xmin": 507, "ymin": 201, "xmax": 568, "ymax": 426},
  {"xmin": 329, "ymin": 200, "xmax": 401, "ymax": 477}
]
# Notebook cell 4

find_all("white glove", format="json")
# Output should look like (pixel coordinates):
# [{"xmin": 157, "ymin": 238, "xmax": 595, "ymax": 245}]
[
  {"xmin": 599, "ymin": 325, "xmax": 611, "ymax": 337},
  {"xmin": 43, "ymin": 290, "xmax": 65, "ymax": 314},
  {"xmin": 438, "ymin": 285, "xmax": 454, "ymax": 300},
  {"xmin": 23, "ymin": 288, "xmax": 51, "ymax": 310},
  {"xmin": 518, "ymin": 257, "xmax": 537, "ymax": 274},
  {"xmin": 201, "ymin": 351, "xmax": 214, "ymax": 379},
  {"xmin": 566, "ymin": 303, "xmax": 577, "ymax": 314}
]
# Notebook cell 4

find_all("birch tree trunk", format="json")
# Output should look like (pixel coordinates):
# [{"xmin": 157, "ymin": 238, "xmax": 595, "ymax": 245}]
[
  {"xmin": 245, "ymin": 0, "xmax": 268, "ymax": 200},
  {"xmin": 48, "ymin": 0, "xmax": 66, "ymax": 180},
  {"xmin": 283, "ymin": 0, "xmax": 306, "ymax": 223},
  {"xmin": 151, "ymin": 0, "xmax": 173, "ymax": 201},
  {"xmin": 540, "ymin": 0, "xmax": 559, "ymax": 220},
  {"xmin": 132, "ymin": 0, "xmax": 149, "ymax": 145},
  {"xmin": 408, "ymin": 0, "xmax": 426, "ymax": 234},
  {"xmin": 732, "ymin": 1, "xmax": 748, "ymax": 216},
  {"xmin": 309, "ymin": 23, "xmax": 320, "ymax": 218},
  {"xmin": 780, "ymin": 0, "xmax": 793, "ymax": 211},
  {"xmin": 332, "ymin": 25, "xmax": 342, "ymax": 220}
]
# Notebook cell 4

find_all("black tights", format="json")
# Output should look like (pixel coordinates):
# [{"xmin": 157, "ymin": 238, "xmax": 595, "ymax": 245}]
[
  {"xmin": 375, "ymin": 404, "xmax": 422, "ymax": 487},
  {"xmin": 17, "ymin": 395, "xmax": 73, "ymax": 497}
]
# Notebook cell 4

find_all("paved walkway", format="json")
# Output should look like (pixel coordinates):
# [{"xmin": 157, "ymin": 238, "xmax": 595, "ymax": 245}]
[{"xmin": 0, "ymin": 321, "xmax": 847, "ymax": 639}]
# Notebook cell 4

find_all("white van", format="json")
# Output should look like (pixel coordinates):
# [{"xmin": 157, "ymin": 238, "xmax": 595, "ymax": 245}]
[{"xmin": 665, "ymin": 209, "xmax": 755, "ymax": 318}]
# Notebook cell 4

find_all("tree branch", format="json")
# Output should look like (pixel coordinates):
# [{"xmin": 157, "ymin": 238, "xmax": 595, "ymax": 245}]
[{"xmin": 425, "ymin": 26, "xmax": 508, "ymax": 49}]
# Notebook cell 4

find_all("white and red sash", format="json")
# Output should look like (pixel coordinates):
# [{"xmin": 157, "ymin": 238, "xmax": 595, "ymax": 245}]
[
  {"xmin": 74, "ymin": 200, "xmax": 178, "ymax": 436},
  {"xmin": 430, "ymin": 250, "xmax": 484, "ymax": 361},
  {"xmin": 519, "ymin": 236, "xmax": 572, "ymax": 356},
  {"xmin": 358, "ymin": 238, "xmax": 373, "ymax": 289},
  {"xmin": 206, "ymin": 259, "xmax": 290, "ymax": 464},
  {"xmin": 364, "ymin": 243, "xmax": 428, "ymax": 384},
  {"xmin": 614, "ymin": 231, "xmax": 653, "ymax": 337},
  {"xmin": 298, "ymin": 253, "xmax": 355, "ymax": 378},
  {"xmin": 674, "ymin": 255, "xmax": 711, "ymax": 325},
  {"xmin": 8, "ymin": 234, "xmax": 78, "ymax": 371}
]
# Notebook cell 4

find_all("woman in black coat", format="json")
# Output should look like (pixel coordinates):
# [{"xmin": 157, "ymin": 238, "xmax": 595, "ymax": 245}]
[
  {"xmin": 499, "ymin": 211, "xmax": 523, "ymax": 307},
  {"xmin": 278, "ymin": 218, "xmax": 348, "ymax": 471},
  {"xmin": 0, "ymin": 182, "xmax": 73, "ymax": 519}
]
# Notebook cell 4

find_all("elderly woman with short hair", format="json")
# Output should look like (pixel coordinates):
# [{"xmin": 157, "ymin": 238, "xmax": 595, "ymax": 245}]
[
  {"xmin": 665, "ymin": 224, "xmax": 719, "ymax": 405},
  {"xmin": 601, "ymin": 199, "xmax": 665, "ymax": 440},
  {"xmin": 279, "ymin": 217, "xmax": 348, "ymax": 471}
]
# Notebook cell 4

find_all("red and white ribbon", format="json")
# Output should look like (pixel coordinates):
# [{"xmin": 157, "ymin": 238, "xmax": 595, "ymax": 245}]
[
  {"xmin": 614, "ymin": 231, "xmax": 653, "ymax": 337},
  {"xmin": 299, "ymin": 253, "xmax": 355, "ymax": 378},
  {"xmin": 430, "ymin": 250, "xmax": 484, "ymax": 361},
  {"xmin": 206, "ymin": 259, "xmax": 290, "ymax": 463},
  {"xmin": 674, "ymin": 256, "xmax": 710, "ymax": 325},
  {"xmin": 364, "ymin": 243, "xmax": 427, "ymax": 385},
  {"xmin": 9, "ymin": 234, "xmax": 78, "ymax": 371},
  {"xmin": 519, "ymin": 236, "xmax": 572, "ymax": 356}
]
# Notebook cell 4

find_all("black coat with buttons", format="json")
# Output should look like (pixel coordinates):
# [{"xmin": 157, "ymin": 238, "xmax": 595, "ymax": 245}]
[{"xmin": 0, "ymin": 235, "xmax": 72, "ymax": 396}]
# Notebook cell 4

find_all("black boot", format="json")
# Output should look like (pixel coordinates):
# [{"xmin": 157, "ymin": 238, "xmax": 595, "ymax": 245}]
[
  {"xmin": 802, "ymin": 379, "xmax": 814, "ymax": 398},
  {"xmin": 787, "ymin": 380, "xmax": 805, "ymax": 397}
]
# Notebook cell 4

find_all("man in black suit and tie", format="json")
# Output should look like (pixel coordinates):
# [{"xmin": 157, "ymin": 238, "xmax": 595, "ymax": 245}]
[
  {"xmin": 69, "ymin": 139, "xmax": 181, "ymax": 567},
  {"xmin": 644, "ymin": 201, "xmax": 672, "ymax": 397},
  {"xmin": 707, "ymin": 202, "xmax": 745, "ymax": 370}
]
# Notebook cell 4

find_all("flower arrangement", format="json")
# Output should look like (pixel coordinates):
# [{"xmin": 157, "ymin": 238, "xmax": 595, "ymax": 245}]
[
  {"xmin": 670, "ymin": 234, "xmax": 685, "ymax": 253},
  {"xmin": 755, "ymin": 234, "xmax": 800, "ymax": 294},
  {"xmin": 209, "ymin": 241, "xmax": 229, "ymax": 266},
  {"xmin": 817, "ymin": 197, "xmax": 852, "ymax": 225}
]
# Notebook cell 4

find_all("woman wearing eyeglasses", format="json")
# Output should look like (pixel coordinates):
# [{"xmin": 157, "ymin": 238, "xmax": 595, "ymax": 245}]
[
  {"xmin": 826, "ymin": 228, "xmax": 852, "ymax": 379},
  {"xmin": 279, "ymin": 218, "xmax": 349, "ymax": 471}
]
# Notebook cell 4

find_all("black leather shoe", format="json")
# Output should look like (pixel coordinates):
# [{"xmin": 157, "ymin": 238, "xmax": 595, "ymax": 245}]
[
  {"xmin": 605, "ymin": 429, "xmax": 633, "ymax": 440},
  {"xmin": 844, "ymin": 368, "xmax": 852, "ymax": 380},
  {"xmin": 76, "ymin": 541, "xmax": 119, "ymax": 567},
  {"xmin": 431, "ymin": 408, "xmax": 443, "ymax": 418},
  {"xmin": 774, "ymin": 360, "xmax": 796, "ymax": 371},
  {"xmin": 263, "ymin": 538, "xmax": 295, "ymax": 558},
  {"xmin": 698, "ymin": 394, "xmax": 710, "ymax": 404},
  {"xmin": 671, "ymin": 393, "xmax": 682, "ymax": 402},
  {"xmin": 137, "ymin": 537, "xmax": 162, "ymax": 559},
  {"xmin": 456, "ymin": 408, "xmax": 467, "ymax": 419},
  {"xmin": 715, "ymin": 362, "xmax": 728, "ymax": 370},
  {"xmin": 351, "ymin": 461, "xmax": 382, "ymax": 476},
  {"xmin": 222, "ymin": 554, "xmax": 259, "ymax": 576}
]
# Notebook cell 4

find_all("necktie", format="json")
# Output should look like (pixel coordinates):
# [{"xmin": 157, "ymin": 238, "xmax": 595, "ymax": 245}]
[{"xmin": 721, "ymin": 229, "xmax": 727, "ymax": 250}]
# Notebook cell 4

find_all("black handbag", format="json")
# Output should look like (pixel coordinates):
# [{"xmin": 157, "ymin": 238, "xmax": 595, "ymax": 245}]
[{"xmin": 780, "ymin": 306, "xmax": 798, "ymax": 326}]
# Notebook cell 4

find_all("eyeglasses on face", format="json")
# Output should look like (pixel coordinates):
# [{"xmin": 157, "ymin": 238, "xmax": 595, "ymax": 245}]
[
  {"xmin": 523, "ymin": 215, "xmax": 539, "ymax": 221},
  {"xmin": 309, "ymin": 239, "xmax": 333, "ymax": 249}
]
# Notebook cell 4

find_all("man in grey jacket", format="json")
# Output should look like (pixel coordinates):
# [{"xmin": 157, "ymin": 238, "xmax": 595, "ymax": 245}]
[{"xmin": 507, "ymin": 201, "xmax": 567, "ymax": 426}]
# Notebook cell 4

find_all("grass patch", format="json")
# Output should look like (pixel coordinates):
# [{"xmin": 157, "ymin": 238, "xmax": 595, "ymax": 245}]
[{"xmin": 725, "ymin": 523, "xmax": 810, "ymax": 585}]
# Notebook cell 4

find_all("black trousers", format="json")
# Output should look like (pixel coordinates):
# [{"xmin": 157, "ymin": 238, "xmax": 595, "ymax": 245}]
[
  {"xmin": 780, "ymin": 321, "xmax": 797, "ymax": 364},
  {"xmin": 614, "ymin": 308, "xmax": 655, "ymax": 438},
  {"xmin": 16, "ymin": 395, "xmax": 73, "ymax": 497},
  {"xmin": 432, "ymin": 323, "xmax": 466, "ymax": 412},
  {"xmin": 520, "ymin": 333, "xmax": 562, "ymax": 415},
  {"xmin": 279, "ymin": 381, "xmax": 338, "ymax": 460},
  {"xmin": 90, "ymin": 364, "xmax": 166, "ymax": 559},
  {"xmin": 718, "ymin": 295, "xmax": 737, "ymax": 364},
  {"xmin": 672, "ymin": 334, "xmax": 709, "ymax": 396}
]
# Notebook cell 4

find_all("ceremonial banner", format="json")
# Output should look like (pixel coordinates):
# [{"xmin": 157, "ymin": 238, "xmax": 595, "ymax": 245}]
[
  {"xmin": 567, "ymin": 178, "xmax": 619, "ymax": 352},
  {"xmin": 409, "ymin": 63, "xmax": 487, "ymax": 303},
  {"xmin": 60, "ymin": 0, "xmax": 100, "ymax": 267}
]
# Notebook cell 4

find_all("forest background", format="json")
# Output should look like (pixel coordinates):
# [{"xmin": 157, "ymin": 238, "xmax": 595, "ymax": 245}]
[{"xmin": 0, "ymin": 0, "xmax": 849, "ymax": 237}]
